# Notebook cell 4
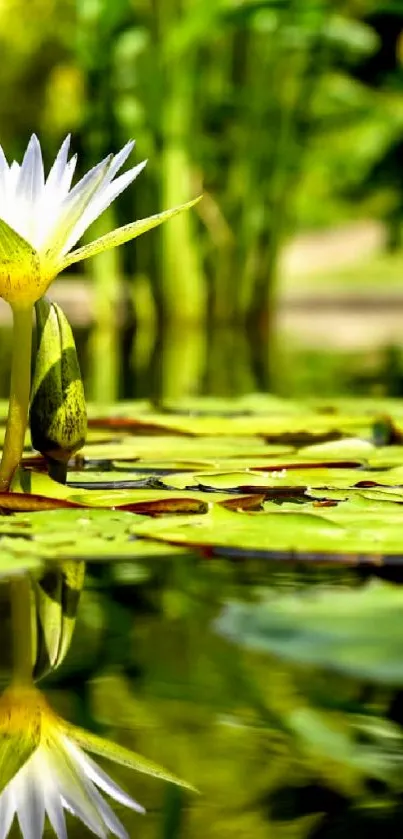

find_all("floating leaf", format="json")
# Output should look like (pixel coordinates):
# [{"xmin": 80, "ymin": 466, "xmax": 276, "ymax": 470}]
[{"xmin": 0, "ymin": 509, "xmax": 193, "ymax": 566}]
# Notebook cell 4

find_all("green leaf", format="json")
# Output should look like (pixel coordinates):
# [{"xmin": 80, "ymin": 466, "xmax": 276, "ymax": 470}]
[
  {"xmin": 0, "ymin": 508, "xmax": 191, "ymax": 565},
  {"xmin": 130, "ymin": 504, "xmax": 347, "ymax": 555},
  {"xmin": 11, "ymin": 467, "xmax": 260, "ymax": 514},
  {"xmin": 60, "ymin": 197, "xmax": 202, "ymax": 270},
  {"xmin": 300, "ymin": 437, "xmax": 375, "ymax": 459}
]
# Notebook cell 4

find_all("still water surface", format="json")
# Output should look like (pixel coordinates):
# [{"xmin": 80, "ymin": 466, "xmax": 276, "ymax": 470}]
[
  {"xmin": 2, "ymin": 322, "xmax": 403, "ymax": 837},
  {"xmin": 1, "ymin": 321, "xmax": 402, "ymax": 403},
  {"xmin": 28, "ymin": 557, "xmax": 402, "ymax": 839}
]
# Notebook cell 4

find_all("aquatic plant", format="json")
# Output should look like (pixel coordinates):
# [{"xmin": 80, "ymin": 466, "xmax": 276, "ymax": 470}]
[
  {"xmin": 0, "ymin": 574, "xmax": 194, "ymax": 839},
  {"xmin": 0, "ymin": 134, "xmax": 198, "ymax": 491},
  {"xmin": 0, "ymin": 683, "xmax": 145, "ymax": 839},
  {"xmin": 30, "ymin": 297, "xmax": 87, "ymax": 484}
]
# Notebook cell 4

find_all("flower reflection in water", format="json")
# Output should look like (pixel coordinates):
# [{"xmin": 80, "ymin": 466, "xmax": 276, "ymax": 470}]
[
  {"xmin": 0, "ymin": 570, "xmax": 193, "ymax": 839},
  {"xmin": 0, "ymin": 685, "xmax": 144, "ymax": 839}
]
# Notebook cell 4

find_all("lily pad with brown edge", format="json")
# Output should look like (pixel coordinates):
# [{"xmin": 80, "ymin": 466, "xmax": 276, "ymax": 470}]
[
  {"xmin": 10, "ymin": 468, "xmax": 262, "ymax": 514},
  {"xmin": 129, "ymin": 503, "xmax": 403, "ymax": 562}
]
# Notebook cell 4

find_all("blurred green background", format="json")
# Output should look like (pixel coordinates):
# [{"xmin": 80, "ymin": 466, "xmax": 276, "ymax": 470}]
[
  {"xmin": 1, "ymin": 0, "xmax": 403, "ymax": 400},
  {"xmin": 2, "ymin": 6, "xmax": 403, "ymax": 835}
]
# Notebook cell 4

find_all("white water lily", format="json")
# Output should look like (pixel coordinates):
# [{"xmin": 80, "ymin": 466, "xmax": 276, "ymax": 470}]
[
  {"xmin": 0, "ymin": 134, "xmax": 199, "ymax": 492},
  {"xmin": 0, "ymin": 685, "xmax": 193, "ymax": 839},
  {"xmin": 0, "ymin": 133, "xmax": 198, "ymax": 305}
]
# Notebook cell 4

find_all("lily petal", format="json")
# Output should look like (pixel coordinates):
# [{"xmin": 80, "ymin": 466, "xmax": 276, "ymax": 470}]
[
  {"xmin": 63, "ymin": 739, "xmax": 145, "ymax": 814},
  {"xmin": 43, "ymin": 156, "xmax": 113, "ymax": 258},
  {"xmin": 48, "ymin": 732, "xmax": 109, "ymax": 838},
  {"xmin": 44, "ymin": 135, "xmax": 71, "ymax": 194},
  {"xmin": 0, "ymin": 146, "xmax": 9, "ymax": 196},
  {"xmin": 15, "ymin": 765, "xmax": 45, "ymax": 839},
  {"xmin": 106, "ymin": 140, "xmax": 136, "ymax": 182},
  {"xmin": 17, "ymin": 134, "xmax": 45, "ymax": 208},
  {"xmin": 44, "ymin": 785, "xmax": 68, "ymax": 839},
  {"xmin": 61, "ymin": 159, "xmax": 147, "ymax": 255},
  {"xmin": 83, "ymin": 783, "xmax": 130, "ymax": 839},
  {"xmin": 0, "ymin": 786, "xmax": 15, "ymax": 839}
]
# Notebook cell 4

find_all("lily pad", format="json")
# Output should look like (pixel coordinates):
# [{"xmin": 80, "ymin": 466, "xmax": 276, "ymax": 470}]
[
  {"xmin": 4, "ymin": 394, "xmax": 403, "ymax": 568},
  {"xmin": 129, "ymin": 501, "xmax": 403, "ymax": 561},
  {"xmin": 10, "ymin": 469, "xmax": 262, "ymax": 514},
  {"xmin": 0, "ymin": 509, "xmax": 192, "ymax": 566}
]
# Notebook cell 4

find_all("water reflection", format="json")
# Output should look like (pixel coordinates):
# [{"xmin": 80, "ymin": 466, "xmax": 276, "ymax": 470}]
[
  {"xmin": 0, "ymin": 567, "xmax": 193, "ymax": 839},
  {"xmin": 0, "ymin": 680, "xmax": 146, "ymax": 838},
  {"xmin": 0, "ymin": 321, "xmax": 401, "ymax": 406},
  {"xmin": 0, "ymin": 558, "xmax": 400, "ymax": 838},
  {"xmin": 74, "ymin": 324, "xmax": 403, "ymax": 403},
  {"xmin": 1, "ymin": 313, "xmax": 403, "ymax": 836},
  {"xmin": 30, "ymin": 562, "xmax": 85, "ymax": 681}
]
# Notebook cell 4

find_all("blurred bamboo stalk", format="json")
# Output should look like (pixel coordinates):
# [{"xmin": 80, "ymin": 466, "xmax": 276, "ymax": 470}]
[
  {"xmin": 247, "ymin": 1, "xmax": 331, "ymax": 322},
  {"xmin": 242, "ymin": 1, "xmax": 331, "ymax": 385},
  {"xmin": 160, "ymin": 93, "xmax": 207, "ymax": 323},
  {"xmin": 154, "ymin": 322, "xmax": 206, "ymax": 402},
  {"xmin": 88, "ymin": 208, "xmax": 122, "ymax": 404},
  {"xmin": 153, "ymin": 0, "xmax": 207, "ymax": 324},
  {"xmin": 71, "ymin": 0, "xmax": 350, "ymax": 399}
]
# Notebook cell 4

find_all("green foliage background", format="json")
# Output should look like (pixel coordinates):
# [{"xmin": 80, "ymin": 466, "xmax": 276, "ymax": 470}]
[
  {"xmin": 1, "ymin": 0, "xmax": 402, "ymax": 328},
  {"xmin": 2, "ymin": 6, "xmax": 403, "ymax": 836}
]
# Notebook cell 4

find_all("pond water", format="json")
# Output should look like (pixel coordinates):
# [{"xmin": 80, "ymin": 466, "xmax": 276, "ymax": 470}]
[
  {"xmin": 1, "ymin": 320, "xmax": 402, "ymax": 404},
  {"xmin": 2, "ymin": 322, "xmax": 403, "ymax": 838},
  {"xmin": 76, "ymin": 322, "xmax": 403, "ymax": 402},
  {"xmin": 6, "ymin": 555, "xmax": 403, "ymax": 839}
]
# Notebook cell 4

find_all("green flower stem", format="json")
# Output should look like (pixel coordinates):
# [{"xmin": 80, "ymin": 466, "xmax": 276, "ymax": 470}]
[
  {"xmin": 0, "ymin": 304, "xmax": 33, "ymax": 492},
  {"xmin": 10, "ymin": 575, "xmax": 34, "ymax": 686}
]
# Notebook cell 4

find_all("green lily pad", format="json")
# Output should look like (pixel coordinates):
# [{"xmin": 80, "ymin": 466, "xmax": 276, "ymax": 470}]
[
  {"xmin": 4, "ymin": 394, "xmax": 403, "ymax": 569},
  {"xmin": 165, "ymin": 467, "xmax": 373, "ymax": 493},
  {"xmin": 84, "ymin": 403, "xmax": 372, "ymax": 440},
  {"xmin": 129, "ymin": 501, "xmax": 403, "ymax": 560},
  {"xmin": 10, "ymin": 469, "xmax": 261, "ymax": 514},
  {"xmin": 0, "ymin": 509, "xmax": 192, "ymax": 566},
  {"xmin": 299, "ymin": 437, "xmax": 375, "ymax": 459},
  {"xmin": 130, "ymin": 505, "xmax": 347, "ymax": 555},
  {"xmin": 77, "ymin": 435, "xmax": 287, "ymax": 466}
]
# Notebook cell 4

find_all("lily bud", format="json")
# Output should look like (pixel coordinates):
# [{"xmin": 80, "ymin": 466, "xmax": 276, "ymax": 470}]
[{"xmin": 29, "ymin": 297, "xmax": 87, "ymax": 475}]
